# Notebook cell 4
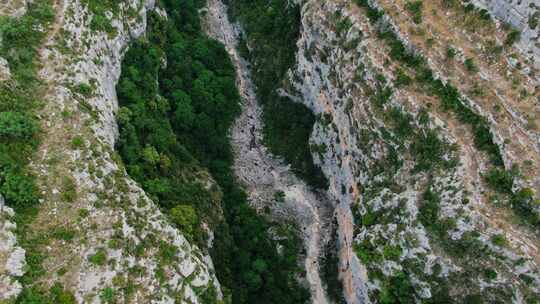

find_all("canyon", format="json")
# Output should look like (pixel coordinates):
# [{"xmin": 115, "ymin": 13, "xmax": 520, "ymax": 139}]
[{"xmin": 1, "ymin": 0, "xmax": 540, "ymax": 303}]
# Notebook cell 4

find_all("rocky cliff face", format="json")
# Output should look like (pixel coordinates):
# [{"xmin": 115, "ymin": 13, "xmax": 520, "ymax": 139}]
[
  {"xmin": 283, "ymin": 0, "xmax": 540, "ymax": 302},
  {"xmin": 0, "ymin": 0, "xmax": 221, "ymax": 302}
]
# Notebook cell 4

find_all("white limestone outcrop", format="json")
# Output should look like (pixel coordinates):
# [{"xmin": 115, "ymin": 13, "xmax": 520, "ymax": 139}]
[{"xmin": 0, "ymin": 195, "xmax": 25, "ymax": 301}]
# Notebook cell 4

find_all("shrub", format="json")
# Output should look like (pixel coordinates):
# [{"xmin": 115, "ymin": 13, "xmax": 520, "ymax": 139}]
[
  {"xmin": 169, "ymin": 205, "xmax": 198, "ymax": 240},
  {"xmin": 490, "ymin": 234, "xmax": 507, "ymax": 247},
  {"xmin": 446, "ymin": 47, "xmax": 456, "ymax": 59},
  {"xmin": 504, "ymin": 30, "xmax": 521, "ymax": 46},
  {"xmin": 383, "ymin": 245, "xmax": 402, "ymax": 260},
  {"xmin": 61, "ymin": 176, "xmax": 77, "ymax": 202},
  {"xmin": 354, "ymin": 240, "xmax": 382, "ymax": 264},
  {"xmin": 99, "ymin": 287, "xmax": 116, "ymax": 304},
  {"xmin": 355, "ymin": 0, "xmax": 384, "ymax": 22},
  {"xmin": 405, "ymin": 1, "xmax": 423, "ymax": 24},
  {"xmin": 484, "ymin": 169, "xmax": 513, "ymax": 194},
  {"xmin": 274, "ymin": 190, "xmax": 286, "ymax": 203},
  {"xmin": 75, "ymin": 83, "xmax": 93, "ymax": 97},
  {"xmin": 158, "ymin": 241, "xmax": 177, "ymax": 264},
  {"xmin": 419, "ymin": 188, "xmax": 440, "ymax": 229},
  {"xmin": 50, "ymin": 282, "xmax": 76, "ymax": 304},
  {"xmin": 15, "ymin": 287, "xmax": 48, "ymax": 304},
  {"xmin": 411, "ymin": 130, "xmax": 446, "ymax": 172},
  {"xmin": 379, "ymin": 272, "xmax": 416, "ymax": 304},
  {"xmin": 88, "ymin": 249, "xmax": 107, "ymax": 266},
  {"xmin": 78, "ymin": 208, "xmax": 90, "ymax": 218},
  {"xmin": 70, "ymin": 135, "xmax": 84, "ymax": 149},
  {"xmin": 478, "ymin": 9, "xmax": 491, "ymax": 21},
  {"xmin": 51, "ymin": 227, "xmax": 76, "ymax": 241},
  {"xmin": 529, "ymin": 12, "xmax": 540, "ymax": 29},
  {"xmin": 395, "ymin": 69, "xmax": 412, "ymax": 87},
  {"xmin": 483, "ymin": 269, "xmax": 497, "ymax": 281},
  {"xmin": 0, "ymin": 111, "xmax": 37, "ymax": 139},
  {"xmin": 510, "ymin": 188, "xmax": 540, "ymax": 227},
  {"xmin": 464, "ymin": 58, "xmax": 477, "ymax": 72},
  {"xmin": 0, "ymin": 170, "xmax": 38, "ymax": 206}
]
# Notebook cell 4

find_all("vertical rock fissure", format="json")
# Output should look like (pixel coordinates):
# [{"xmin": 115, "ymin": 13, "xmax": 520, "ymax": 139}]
[{"xmin": 204, "ymin": 1, "xmax": 335, "ymax": 303}]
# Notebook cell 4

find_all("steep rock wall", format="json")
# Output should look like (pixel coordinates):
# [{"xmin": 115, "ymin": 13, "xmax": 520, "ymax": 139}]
[{"xmin": 284, "ymin": 0, "xmax": 540, "ymax": 302}]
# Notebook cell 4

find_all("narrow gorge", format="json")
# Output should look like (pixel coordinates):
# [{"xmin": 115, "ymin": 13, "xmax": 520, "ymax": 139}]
[{"xmin": 1, "ymin": 0, "xmax": 540, "ymax": 303}]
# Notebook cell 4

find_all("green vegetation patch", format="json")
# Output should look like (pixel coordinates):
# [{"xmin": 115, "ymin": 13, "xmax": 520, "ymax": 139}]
[
  {"xmin": 81, "ymin": 0, "xmax": 121, "ymax": 34},
  {"xmin": 115, "ymin": 1, "xmax": 310, "ymax": 302},
  {"xmin": 0, "ymin": 3, "xmax": 58, "ymax": 300},
  {"xmin": 405, "ymin": 1, "xmax": 423, "ymax": 24},
  {"xmin": 0, "ymin": 1, "xmax": 53, "ymax": 209}
]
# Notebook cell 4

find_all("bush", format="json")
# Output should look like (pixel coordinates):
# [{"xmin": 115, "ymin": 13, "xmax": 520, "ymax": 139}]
[
  {"xmin": 274, "ymin": 190, "xmax": 286, "ymax": 203},
  {"xmin": 170, "ymin": 205, "xmax": 198, "ymax": 240},
  {"xmin": 446, "ymin": 46, "xmax": 457, "ymax": 59},
  {"xmin": 411, "ymin": 130, "xmax": 446, "ymax": 172},
  {"xmin": 490, "ymin": 234, "xmax": 507, "ymax": 247},
  {"xmin": 510, "ymin": 188, "xmax": 540, "ymax": 227},
  {"xmin": 0, "ymin": 170, "xmax": 38, "ymax": 206},
  {"xmin": 88, "ymin": 249, "xmax": 107, "ymax": 266},
  {"xmin": 379, "ymin": 272, "xmax": 416, "ymax": 304},
  {"xmin": 484, "ymin": 169, "xmax": 513, "ymax": 194},
  {"xmin": 61, "ymin": 176, "xmax": 77, "ymax": 202},
  {"xmin": 483, "ymin": 269, "xmax": 497, "ymax": 281},
  {"xmin": 405, "ymin": 1, "xmax": 423, "ymax": 24},
  {"xmin": 75, "ymin": 83, "xmax": 93, "ymax": 97},
  {"xmin": 395, "ymin": 69, "xmax": 412, "ymax": 87},
  {"xmin": 99, "ymin": 287, "xmax": 116, "ymax": 304},
  {"xmin": 383, "ymin": 245, "xmax": 402, "ymax": 260},
  {"xmin": 504, "ymin": 30, "xmax": 521, "ymax": 46},
  {"xmin": 50, "ymin": 283, "xmax": 76, "ymax": 304},
  {"xmin": 419, "ymin": 188, "xmax": 441, "ymax": 230},
  {"xmin": 70, "ymin": 135, "xmax": 84, "ymax": 149},
  {"xmin": 354, "ymin": 240, "xmax": 382, "ymax": 264},
  {"xmin": 464, "ymin": 58, "xmax": 477, "ymax": 72},
  {"xmin": 51, "ymin": 227, "xmax": 76, "ymax": 241},
  {"xmin": 0, "ymin": 111, "xmax": 37, "ymax": 139}
]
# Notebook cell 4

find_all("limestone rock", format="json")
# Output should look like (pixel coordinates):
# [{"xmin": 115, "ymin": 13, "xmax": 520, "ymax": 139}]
[
  {"xmin": 0, "ymin": 57, "xmax": 10, "ymax": 81},
  {"xmin": 0, "ymin": 195, "xmax": 26, "ymax": 301}
]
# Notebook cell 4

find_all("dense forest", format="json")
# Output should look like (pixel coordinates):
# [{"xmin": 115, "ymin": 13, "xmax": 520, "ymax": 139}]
[{"xmin": 115, "ymin": 0, "xmax": 309, "ymax": 303}]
